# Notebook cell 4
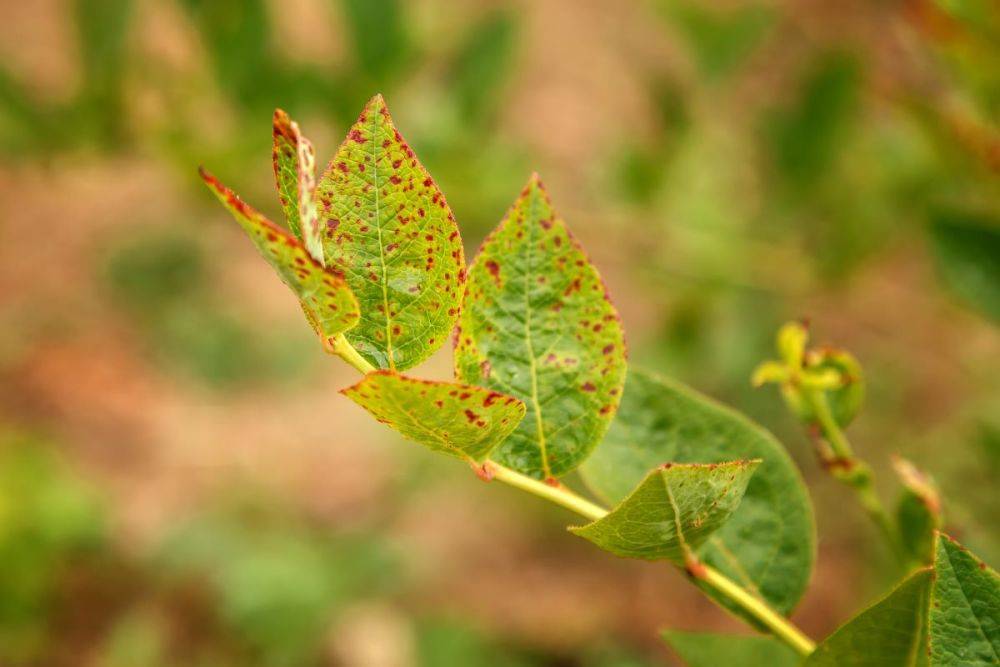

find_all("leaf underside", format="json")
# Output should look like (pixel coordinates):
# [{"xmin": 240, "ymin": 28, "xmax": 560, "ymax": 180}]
[
  {"xmin": 805, "ymin": 568, "xmax": 933, "ymax": 666},
  {"xmin": 569, "ymin": 460, "xmax": 759, "ymax": 563},
  {"xmin": 200, "ymin": 168, "xmax": 359, "ymax": 339},
  {"xmin": 661, "ymin": 630, "xmax": 798, "ymax": 667},
  {"xmin": 342, "ymin": 371, "xmax": 526, "ymax": 465},
  {"xmin": 272, "ymin": 108, "xmax": 323, "ymax": 262},
  {"xmin": 580, "ymin": 369, "xmax": 815, "ymax": 616},
  {"xmin": 316, "ymin": 94, "xmax": 465, "ymax": 371},
  {"xmin": 454, "ymin": 174, "xmax": 627, "ymax": 480}
]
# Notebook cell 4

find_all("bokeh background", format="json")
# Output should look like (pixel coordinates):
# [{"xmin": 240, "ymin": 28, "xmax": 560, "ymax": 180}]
[{"xmin": 0, "ymin": 0, "xmax": 998, "ymax": 664}]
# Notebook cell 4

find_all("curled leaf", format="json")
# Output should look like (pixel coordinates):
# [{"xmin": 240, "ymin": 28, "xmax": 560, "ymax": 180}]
[
  {"xmin": 272, "ymin": 109, "xmax": 323, "ymax": 262},
  {"xmin": 199, "ymin": 168, "xmax": 359, "ymax": 340},
  {"xmin": 569, "ymin": 460, "xmax": 759, "ymax": 563}
]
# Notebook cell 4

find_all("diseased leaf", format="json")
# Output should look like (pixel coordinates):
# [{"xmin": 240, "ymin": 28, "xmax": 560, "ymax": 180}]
[
  {"xmin": 316, "ymin": 94, "xmax": 465, "ymax": 371},
  {"xmin": 455, "ymin": 174, "xmax": 627, "ymax": 480},
  {"xmin": 272, "ymin": 109, "xmax": 323, "ymax": 262},
  {"xmin": 930, "ymin": 534, "xmax": 1000, "ymax": 665},
  {"xmin": 804, "ymin": 568, "xmax": 933, "ymax": 666},
  {"xmin": 661, "ymin": 630, "xmax": 797, "ymax": 667},
  {"xmin": 569, "ymin": 460, "xmax": 758, "ymax": 563},
  {"xmin": 200, "ymin": 168, "xmax": 359, "ymax": 339},
  {"xmin": 342, "ymin": 371, "xmax": 526, "ymax": 465},
  {"xmin": 580, "ymin": 369, "xmax": 815, "ymax": 615}
]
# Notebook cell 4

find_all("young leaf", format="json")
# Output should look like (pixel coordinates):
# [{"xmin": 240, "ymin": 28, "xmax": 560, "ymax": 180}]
[
  {"xmin": 661, "ymin": 630, "xmax": 798, "ymax": 667},
  {"xmin": 454, "ymin": 174, "xmax": 627, "ymax": 480},
  {"xmin": 316, "ymin": 94, "xmax": 465, "ymax": 371},
  {"xmin": 568, "ymin": 460, "xmax": 759, "ymax": 563},
  {"xmin": 199, "ymin": 168, "xmax": 359, "ymax": 339},
  {"xmin": 893, "ymin": 457, "xmax": 942, "ymax": 567},
  {"xmin": 930, "ymin": 534, "xmax": 1000, "ymax": 665},
  {"xmin": 580, "ymin": 369, "xmax": 815, "ymax": 615},
  {"xmin": 804, "ymin": 568, "xmax": 933, "ymax": 666},
  {"xmin": 342, "ymin": 371, "xmax": 526, "ymax": 465},
  {"xmin": 272, "ymin": 109, "xmax": 323, "ymax": 262}
]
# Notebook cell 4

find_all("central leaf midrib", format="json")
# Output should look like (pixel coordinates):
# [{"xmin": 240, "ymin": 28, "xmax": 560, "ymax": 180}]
[
  {"xmin": 522, "ymin": 187, "xmax": 550, "ymax": 479},
  {"xmin": 371, "ymin": 109, "xmax": 393, "ymax": 368}
]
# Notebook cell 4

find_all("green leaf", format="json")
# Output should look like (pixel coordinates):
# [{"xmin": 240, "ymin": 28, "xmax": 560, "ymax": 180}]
[
  {"xmin": 272, "ymin": 109, "xmax": 322, "ymax": 262},
  {"xmin": 316, "ymin": 95, "xmax": 465, "ymax": 371},
  {"xmin": 804, "ymin": 568, "xmax": 934, "ymax": 666},
  {"xmin": 200, "ymin": 168, "xmax": 359, "ymax": 339},
  {"xmin": 339, "ymin": 0, "xmax": 410, "ymax": 82},
  {"xmin": 930, "ymin": 534, "xmax": 1000, "ymax": 665},
  {"xmin": 580, "ymin": 369, "xmax": 815, "ymax": 615},
  {"xmin": 450, "ymin": 9, "xmax": 518, "ymax": 123},
  {"xmin": 342, "ymin": 371, "xmax": 526, "ymax": 465},
  {"xmin": 928, "ymin": 209, "xmax": 1000, "ymax": 321},
  {"xmin": 569, "ymin": 460, "xmax": 758, "ymax": 563},
  {"xmin": 454, "ymin": 174, "xmax": 627, "ymax": 480},
  {"xmin": 661, "ymin": 630, "xmax": 798, "ymax": 667}
]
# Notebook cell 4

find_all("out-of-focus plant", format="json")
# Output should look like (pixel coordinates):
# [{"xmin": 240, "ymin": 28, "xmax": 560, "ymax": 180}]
[{"xmin": 200, "ymin": 95, "xmax": 1000, "ymax": 663}]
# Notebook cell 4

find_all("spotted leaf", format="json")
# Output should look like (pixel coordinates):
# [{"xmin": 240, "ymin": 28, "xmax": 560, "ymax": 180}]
[
  {"xmin": 454, "ymin": 174, "xmax": 627, "ymax": 480},
  {"xmin": 316, "ymin": 94, "xmax": 465, "ymax": 371},
  {"xmin": 342, "ymin": 371, "xmax": 526, "ymax": 465},
  {"xmin": 569, "ymin": 460, "xmax": 759, "ymax": 563},
  {"xmin": 200, "ymin": 168, "xmax": 359, "ymax": 339},
  {"xmin": 272, "ymin": 109, "xmax": 323, "ymax": 262}
]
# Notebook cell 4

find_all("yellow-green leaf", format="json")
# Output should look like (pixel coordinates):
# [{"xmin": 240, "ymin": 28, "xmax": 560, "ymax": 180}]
[
  {"xmin": 454, "ymin": 174, "xmax": 627, "ymax": 480},
  {"xmin": 661, "ymin": 630, "xmax": 798, "ymax": 667},
  {"xmin": 200, "ymin": 168, "xmax": 359, "ymax": 339},
  {"xmin": 342, "ymin": 371, "xmax": 526, "ymax": 465},
  {"xmin": 316, "ymin": 94, "xmax": 465, "ymax": 371},
  {"xmin": 569, "ymin": 460, "xmax": 759, "ymax": 563}
]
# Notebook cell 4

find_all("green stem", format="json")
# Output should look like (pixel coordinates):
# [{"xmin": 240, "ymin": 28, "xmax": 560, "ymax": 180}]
[
  {"xmin": 488, "ymin": 462, "xmax": 608, "ymax": 521},
  {"xmin": 329, "ymin": 334, "xmax": 376, "ymax": 374},
  {"xmin": 487, "ymin": 460, "xmax": 816, "ymax": 657},
  {"xmin": 700, "ymin": 565, "xmax": 816, "ymax": 656},
  {"xmin": 329, "ymin": 336, "xmax": 815, "ymax": 656},
  {"xmin": 804, "ymin": 389, "xmax": 903, "ymax": 562}
]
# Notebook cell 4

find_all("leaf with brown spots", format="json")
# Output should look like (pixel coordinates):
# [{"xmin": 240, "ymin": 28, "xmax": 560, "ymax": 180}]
[
  {"xmin": 454, "ymin": 174, "xmax": 627, "ymax": 479},
  {"xmin": 569, "ymin": 460, "xmax": 759, "ymax": 563},
  {"xmin": 272, "ymin": 109, "xmax": 323, "ymax": 263},
  {"xmin": 316, "ymin": 94, "xmax": 465, "ymax": 371},
  {"xmin": 200, "ymin": 168, "xmax": 359, "ymax": 339},
  {"xmin": 342, "ymin": 371, "xmax": 526, "ymax": 464}
]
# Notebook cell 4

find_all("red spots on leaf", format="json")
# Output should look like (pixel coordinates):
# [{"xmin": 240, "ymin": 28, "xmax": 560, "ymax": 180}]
[
  {"xmin": 464, "ymin": 409, "xmax": 479, "ymax": 423},
  {"xmin": 423, "ymin": 177, "xmax": 433, "ymax": 187},
  {"xmin": 485, "ymin": 260, "xmax": 501, "ymax": 286},
  {"xmin": 386, "ymin": 243, "xmax": 398, "ymax": 253},
  {"xmin": 392, "ymin": 325, "xmax": 402, "ymax": 336},
  {"xmin": 602, "ymin": 344, "xmax": 615, "ymax": 355},
  {"xmin": 392, "ymin": 159, "xmax": 402, "ymax": 169},
  {"xmin": 564, "ymin": 277, "xmax": 582, "ymax": 296},
  {"xmin": 581, "ymin": 382, "xmax": 596, "ymax": 392},
  {"xmin": 458, "ymin": 392, "xmax": 471, "ymax": 400},
  {"xmin": 337, "ymin": 161, "xmax": 348, "ymax": 173},
  {"xmin": 540, "ymin": 218, "xmax": 553, "ymax": 230},
  {"xmin": 390, "ymin": 175, "xmax": 401, "ymax": 184},
  {"xmin": 599, "ymin": 405, "xmax": 612, "ymax": 415},
  {"xmin": 418, "ymin": 208, "xmax": 425, "ymax": 218},
  {"xmin": 348, "ymin": 129, "xmax": 366, "ymax": 143}
]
